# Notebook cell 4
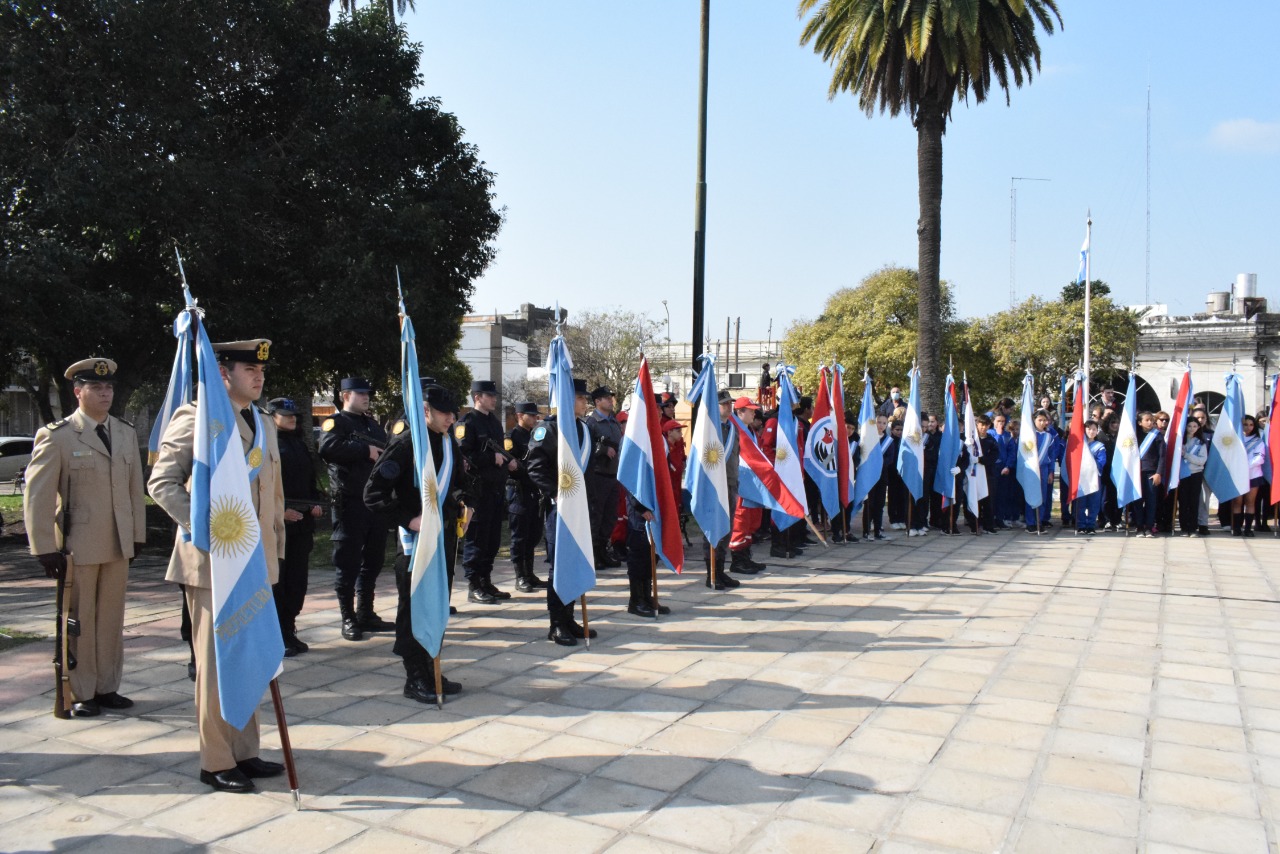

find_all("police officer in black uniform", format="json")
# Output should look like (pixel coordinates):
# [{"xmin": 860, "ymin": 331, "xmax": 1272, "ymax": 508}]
[
  {"xmin": 456, "ymin": 379, "xmax": 518, "ymax": 604},
  {"xmin": 268, "ymin": 397, "xmax": 324, "ymax": 657},
  {"xmin": 318, "ymin": 377, "xmax": 394, "ymax": 641},
  {"xmin": 506, "ymin": 401, "xmax": 548, "ymax": 593},
  {"xmin": 525, "ymin": 379, "xmax": 599, "ymax": 647},
  {"xmin": 586, "ymin": 386, "xmax": 623, "ymax": 568},
  {"xmin": 364, "ymin": 382, "xmax": 463, "ymax": 701}
]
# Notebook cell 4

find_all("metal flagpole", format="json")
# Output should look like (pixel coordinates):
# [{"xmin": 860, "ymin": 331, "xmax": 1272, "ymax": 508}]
[
  {"xmin": 648, "ymin": 527, "xmax": 660, "ymax": 619},
  {"xmin": 1083, "ymin": 212, "xmax": 1093, "ymax": 406},
  {"xmin": 579, "ymin": 596, "xmax": 591, "ymax": 649}
]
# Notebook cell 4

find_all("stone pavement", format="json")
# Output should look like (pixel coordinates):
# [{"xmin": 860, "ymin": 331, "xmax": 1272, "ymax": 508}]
[{"xmin": 2, "ymin": 528, "xmax": 1279, "ymax": 853}]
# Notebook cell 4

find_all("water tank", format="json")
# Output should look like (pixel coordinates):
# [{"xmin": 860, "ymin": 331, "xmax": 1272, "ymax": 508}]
[
  {"xmin": 1237, "ymin": 273, "xmax": 1258, "ymax": 299},
  {"xmin": 1206, "ymin": 291, "xmax": 1231, "ymax": 313}
]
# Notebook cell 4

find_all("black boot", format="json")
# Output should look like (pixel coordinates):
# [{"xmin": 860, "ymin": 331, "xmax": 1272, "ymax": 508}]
[
  {"xmin": 1243, "ymin": 514, "xmax": 1255, "ymax": 538},
  {"xmin": 514, "ymin": 558, "xmax": 538, "ymax": 593},
  {"xmin": 356, "ymin": 593, "xmax": 396, "ymax": 632},
  {"xmin": 339, "ymin": 592, "xmax": 362, "ymax": 641},
  {"xmin": 769, "ymin": 541, "xmax": 794, "ymax": 559},
  {"xmin": 468, "ymin": 577, "xmax": 498, "ymax": 604},
  {"xmin": 627, "ymin": 572, "xmax": 657, "ymax": 618},
  {"xmin": 524, "ymin": 558, "xmax": 549, "ymax": 590},
  {"xmin": 730, "ymin": 550, "xmax": 761, "ymax": 575},
  {"xmin": 482, "ymin": 571, "xmax": 512, "ymax": 600},
  {"xmin": 403, "ymin": 659, "xmax": 461, "ymax": 702}
]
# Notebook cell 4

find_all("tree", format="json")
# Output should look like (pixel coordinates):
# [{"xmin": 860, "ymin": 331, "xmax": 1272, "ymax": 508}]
[
  {"xmin": 1, "ymin": 2, "xmax": 500, "ymax": 424},
  {"xmin": 528, "ymin": 309, "xmax": 660, "ymax": 401},
  {"xmin": 798, "ymin": 0, "xmax": 1062, "ymax": 413},
  {"xmin": 1062, "ymin": 279, "xmax": 1111, "ymax": 302},
  {"xmin": 977, "ymin": 295, "xmax": 1140, "ymax": 400}
]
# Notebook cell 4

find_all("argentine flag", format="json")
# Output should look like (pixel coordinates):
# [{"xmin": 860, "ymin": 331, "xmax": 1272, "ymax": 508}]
[
  {"xmin": 852, "ymin": 372, "xmax": 883, "ymax": 514},
  {"xmin": 1204, "ymin": 371, "xmax": 1250, "ymax": 503},
  {"xmin": 548, "ymin": 335, "xmax": 597, "ymax": 605},
  {"xmin": 1109, "ymin": 372, "xmax": 1143, "ymax": 508},
  {"xmin": 684, "ymin": 355, "xmax": 731, "ymax": 545},
  {"xmin": 772, "ymin": 367, "xmax": 809, "ymax": 529},
  {"xmin": 933, "ymin": 374, "xmax": 962, "ymax": 501},
  {"xmin": 1015, "ymin": 371, "xmax": 1042, "ymax": 507},
  {"xmin": 1076, "ymin": 227, "xmax": 1090, "ymax": 285},
  {"xmin": 962, "ymin": 378, "xmax": 989, "ymax": 517},
  {"xmin": 399, "ymin": 296, "xmax": 451, "ymax": 658},
  {"xmin": 149, "ymin": 273, "xmax": 198, "ymax": 467},
  {"xmin": 896, "ymin": 367, "xmax": 925, "ymax": 500},
  {"xmin": 190, "ymin": 322, "xmax": 283, "ymax": 730}
]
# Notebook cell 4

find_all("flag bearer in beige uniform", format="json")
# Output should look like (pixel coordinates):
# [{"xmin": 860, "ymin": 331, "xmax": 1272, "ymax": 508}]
[
  {"xmin": 25, "ymin": 358, "xmax": 146, "ymax": 717},
  {"xmin": 148, "ymin": 339, "xmax": 287, "ymax": 793}
]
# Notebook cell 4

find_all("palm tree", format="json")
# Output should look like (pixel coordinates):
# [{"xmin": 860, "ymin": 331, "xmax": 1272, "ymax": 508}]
[
  {"xmin": 798, "ymin": 0, "xmax": 1061, "ymax": 411},
  {"xmin": 338, "ymin": 0, "xmax": 416, "ymax": 30}
]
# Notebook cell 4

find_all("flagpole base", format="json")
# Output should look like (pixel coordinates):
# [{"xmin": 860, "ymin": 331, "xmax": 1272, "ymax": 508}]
[{"xmin": 292, "ymin": 789, "xmax": 301, "ymax": 811}]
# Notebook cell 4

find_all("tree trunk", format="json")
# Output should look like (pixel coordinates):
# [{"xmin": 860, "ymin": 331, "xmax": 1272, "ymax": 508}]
[{"xmin": 915, "ymin": 102, "xmax": 946, "ymax": 415}]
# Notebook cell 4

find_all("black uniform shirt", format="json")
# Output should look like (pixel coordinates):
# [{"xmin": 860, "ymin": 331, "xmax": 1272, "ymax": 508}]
[
  {"xmin": 318, "ymin": 410, "xmax": 388, "ymax": 498},
  {"xmin": 524, "ymin": 415, "xmax": 591, "ymax": 506},
  {"xmin": 278, "ymin": 427, "xmax": 323, "ymax": 509},
  {"xmin": 456, "ymin": 409, "xmax": 508, "ymax": 490},
  {"xmin": 364, "ymin": 427, "xmax": 461, "ymax": 536}
]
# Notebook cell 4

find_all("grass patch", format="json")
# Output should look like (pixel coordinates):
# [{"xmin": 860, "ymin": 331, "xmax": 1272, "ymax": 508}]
[{"xmin": 0, "ymin": 627, "xmax": 43, "ymax": 654}]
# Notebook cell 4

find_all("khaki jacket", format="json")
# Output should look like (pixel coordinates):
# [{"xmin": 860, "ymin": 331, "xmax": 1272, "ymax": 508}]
[
  {"xmin": 24, "ymin": 409, "xmax": 147, "ymax": 564},
  {"xmin": 148, "ymin": 403, "xmax": 285, "ymax": 588}
]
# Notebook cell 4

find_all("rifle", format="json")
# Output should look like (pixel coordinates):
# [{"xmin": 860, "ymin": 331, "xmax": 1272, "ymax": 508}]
[
  {"xmin": 52, "ymin": 506, "xmax": 77, "ymax": 719},
  {"xmin": 285, "ymin": 498, "xmax": 331, "ymax": 513},
  {"xmin": 350, "ymin": 430, "xmax": 387, "ymax": 450}
]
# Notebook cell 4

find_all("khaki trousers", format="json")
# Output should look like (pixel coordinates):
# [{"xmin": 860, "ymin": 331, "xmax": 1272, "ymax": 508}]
[
  {"xmin": 68, "ymin": 559, "xmax": 128, "ymax": 701},
  {"xmin": 186, "ymin": 585, "xmax": 260, "ymax": 771}
]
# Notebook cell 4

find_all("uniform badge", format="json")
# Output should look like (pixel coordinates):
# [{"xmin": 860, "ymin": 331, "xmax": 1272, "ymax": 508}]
[
  {"xmin": 94, "ymin": 360, "xmax": 109, "ymax": 376},
  {"xmin": 454, "ymin": 424, "xmax": 466, "ymax": 440},
  {"xmin": 392, "ymin": 421, "xmax": 407, "ymax": 435},
  {"xmin": 321, "ymin": 418, "xmax": 336, "ymax": 432},
  {"xmin": 256, "ymin": 341, "xmax": 270, "ymax": 361},
  {"xmin": 504, "ymin": 438, "xmax": 514, "ymax": 452},
  {"xmin": 248, "ymin": 447, "xmax": 264, "ymax": 469},
  {"xmin": 532, "ymin": 425, "xmax": 547, "ymax": 441}
]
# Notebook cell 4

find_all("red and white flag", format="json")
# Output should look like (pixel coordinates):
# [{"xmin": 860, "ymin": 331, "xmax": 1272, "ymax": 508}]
[
  {"xmin": 1065, "ymin": 377, "xmax": 1100, "ymax": 502},
  {"xmin": 1163, "ymin": 367, "xmax": 1193, "ymax": 491}
]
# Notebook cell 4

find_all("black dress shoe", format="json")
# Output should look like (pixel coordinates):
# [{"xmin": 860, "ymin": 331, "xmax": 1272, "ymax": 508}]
[
  {"xmin": 548, "ymin": 625, "xmax": 577, "ymax": 646},
  {"xmin": 187, "ymin": 660, "xmax": 196, "ymax": 682},
  {"xmin": 483, "ymin": 582, "xmax": 512, "ymax": 601},
  {"xmin": 449, "ymin": 605, "xmax": 458, "ymax": 615},
  {"xmin": 718, "ymin": 572, "xmax": 741, "ymax": 589},
  {"xmin": 628, "ymin": 601, "xmax": 657, "ymax": 618},
  {"xmin": 341, "ymin": 618, "xmax": 363, "ymax": 641},
  {"xmin": 468, "ymin": 586, "xmax": 498, "ymax": 605},
  {"xmin": 94, "ymin": 692, "xmax": 133, "ymax": 709},
  {"xmin": 283, "ymin": 644, "xmax": 299, "ymax": 658},
  {"xmin": 70, "ymin": 699, "xmax": 101, "ymax": 718},
  {"xmin": 403, "ymin": 676, "xmax": 462, "ymax": 703},
  {"xmin": 290, "ymin": 637, "xmax": 309, "ymax": 654},
  {"xmin": 236, "ymin": 757, "xmax": 285, "ymax": 778},
  {"xmin": 514, "ymin": 577, "xmax": 538, "ymax": 593},
  {"xmin": 200, "ymin": 767, "xmax": 255, "ymax": 792},
  {"xmin": 566, "ymin": 621, "xmax": 597, "ymax": 639}
]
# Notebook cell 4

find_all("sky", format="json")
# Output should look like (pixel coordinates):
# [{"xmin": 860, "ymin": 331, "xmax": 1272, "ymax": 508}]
[{"xmin": 406, "ymin": 2, "xmax": 1280, "ymax": 349}]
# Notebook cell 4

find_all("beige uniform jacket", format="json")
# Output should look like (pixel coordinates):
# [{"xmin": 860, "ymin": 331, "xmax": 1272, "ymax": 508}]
[
  {"xmin": 24, "ymin": 409, "xmax": 146, "ymax": 563},
  {"xmin": 148, "ymin": 403, "xmax": 285, "ymax": 588}
]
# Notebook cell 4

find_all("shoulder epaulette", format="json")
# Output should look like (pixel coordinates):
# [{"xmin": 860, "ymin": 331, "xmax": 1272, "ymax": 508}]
[
  {"xmin": 46, "ymin": 418, "xmax": 69, "ymax": 431},
  {"xmin": 115, "ymin": 416, "xmax": 135, "ymax": 428}
]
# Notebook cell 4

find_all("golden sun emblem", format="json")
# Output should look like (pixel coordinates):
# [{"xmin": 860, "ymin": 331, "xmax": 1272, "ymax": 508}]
[
  {"xmin": 1122, "ymin": 437, "xmax": 1136, "ymax": 448},
  {"xmin": 558, "ymin": 464, "xmax": 582, "ymax": 496},
  {"xmin": 1221, "ymin": 435, "xmax": 1234, "ymax": 447},
  {"xmin": 209, "ymin": 496, "xmax": 256, "ymax": 558},
  {"xmin": 425, "ymin": 477, "xmax": 439, "ymax": 508},
  {"xmin": 908, "ymin": 430, "xmax": 921, "ymax": 443},
  {"xmin": 210, "ymin": 419, "xmax": 225, "ymax": 438},
  {"xmin": 247, "ymin": 447, "xmax": 263, "ymax": 469},
  {"xmin": 704, "ymin": 441, "xmax": 724, "ymax": 467},
  {"xmin": 1022, "ymin": 440, "xmax": 1035, "ymax": 452}
]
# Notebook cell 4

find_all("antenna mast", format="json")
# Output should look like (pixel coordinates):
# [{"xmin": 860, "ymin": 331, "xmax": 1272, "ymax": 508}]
[{"xmin": 1145, "ymin": 85, "xmax": 1152, "ymax": 305}]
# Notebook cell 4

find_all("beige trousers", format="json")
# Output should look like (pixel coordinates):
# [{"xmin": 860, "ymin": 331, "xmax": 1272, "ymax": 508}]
[
  {"xmin": 186, "ymin": 585, "xmax": 260, "ymax": 771},
  {"xmin": 68, "ymin": 559, "xmax": 128, "ymax": 701}
]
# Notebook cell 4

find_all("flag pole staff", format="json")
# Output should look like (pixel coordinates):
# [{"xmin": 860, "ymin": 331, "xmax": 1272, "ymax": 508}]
[
  {"xmin": 1083, "ymin": 211, "xmax": 1092, "ymax": 407},
  {"xmin": 579, "ymin": 596, "xmax": 591, "ymax": 650},
  {"xmin": 268, "ymin": 679, "xmax": 301, "ymax": 809},
  {"xmin": 648, "ymin": 526, "xmax": 660, "ymax": 619}
]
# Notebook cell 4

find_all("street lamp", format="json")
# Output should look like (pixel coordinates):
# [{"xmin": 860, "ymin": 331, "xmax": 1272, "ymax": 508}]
[{"xmin": 661, "ymin": 300, "xmax": 672, "ymax": 386}]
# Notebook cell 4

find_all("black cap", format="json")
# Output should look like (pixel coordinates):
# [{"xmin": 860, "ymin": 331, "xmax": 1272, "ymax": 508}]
[
  {"xmin": 424, "ymin": 384, "xmax": 459, "ymax": 414},
  {"xmin": 267, "ymin": 397, "xmax": 298, "ymax": 415},
  {"xmin": 340, "ymin": 377, "xmax": 371, "ymax": 392},
  {"xmin": 573, "ymin": 379, "xmax": 588, "ymax": 396},
  {"xmin": 471, "ymin": 380, "xmax": 498, "ymax": 395},
  {"xmin": 717, "ymin": 389, "xmax": 733, "ymax": 404},
  {"xmin": 590, "ymin": 386, "xmax": 614, "ymax": 401},
  {"xmin": 515, "ymin": 401, "xmax": 540, "ymax": 416}
]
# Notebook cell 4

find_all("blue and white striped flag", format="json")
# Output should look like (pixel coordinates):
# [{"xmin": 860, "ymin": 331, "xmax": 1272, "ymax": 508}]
[
  {"xmin": 1204, "ymin": 371, "xmax": 1250, "ymax": 502},
  {"xmin": 148, "ymin": 289, "xmax": 198, "ymax": 464},
  {"xmin": 851, "ymin": 372, "xmax": 883, "ymax": 514},
  {"xmin": 684, "ymin": 355, "xmax": 731, "ymax": 545},
  {"xmin": 399, "ymin": 294, "xmax": 451, "ymax": 657},
  {"xmin": 548, "ymin": 335, "xmax": 597, "ymax": 605},
  {"xmin": 1015, "ymin": 371, "xmax": 1043, "ymax": 506},
  {"xmin": 1076, "ymin": 227, "xmax": 1090, "ymax": 285},
  {"xmin": 772, "ymin": 366, "xmax": 810, "ymax": 530},
  {"xmin": 933, "ymin": 374, "xmax": 962, "ymax": 501},
  {"xmin": 190, "ymin": 321, "xmax": 283, "ymax": 730},
  {"xmin": 1109, "ymin": 372, "xmax": 1143, "ymax": 508},
  {"xmin": 896, "ymin": 366, "xmax": 925, "ymax": 500}
]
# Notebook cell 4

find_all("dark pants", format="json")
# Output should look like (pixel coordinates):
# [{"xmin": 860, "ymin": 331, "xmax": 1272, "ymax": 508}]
[
  {"xmin": 862, "ymin": 483, "xmax": 886, "ymax": 536},
  {"xmin": 543, "ymin": 510, "xmax": 575, "ymax": 627},
  {"xmin": 1177, "ymin": 474, "xmax": 1203, "ymax": 533},
  {"xmin": 1133, "ymin": 473, "xmax": 1159, "ymax": 529},
  {"xmin": 625, "ymin": 526, "xmax": 652, "ymax": 602},
  {"xmin": 462, "ymin": 488, "xmax": 504, "ymax": 583},
  {"xmin": 507, "ymin": 484, "xmax": 543, "ymax": 564},
  {"xmin": 332, "ymin": 499, "xmax": 388, "ymax": 597},
  {"xmin": 995, "ymin": 470, "xmax": 1018, "ymax": 522},
  {"xmin": 1103, "ymin": 478, "xmax": 1122, "ymax": 528},
  {"xmin": 887, "ymin": 479, "xmax": 908, "ymax": 526},
  {"xmin": 586, "ymin": 472, "xmax": 618, "ymax": 556},
  {"xmin": 274, "ymin": 519, "xmax": 312, "ymax": 634},
  {"xmin": 391, "ymin": 553, "xmax": 431, "ymax": 674}
]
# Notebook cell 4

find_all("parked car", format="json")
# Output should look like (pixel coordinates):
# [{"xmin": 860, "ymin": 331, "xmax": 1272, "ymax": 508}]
[{"xmin": 0, "ymin": 436, "xmax": 34, "ymax": 482}]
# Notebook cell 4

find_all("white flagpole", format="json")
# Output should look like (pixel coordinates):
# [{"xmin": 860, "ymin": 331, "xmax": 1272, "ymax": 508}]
[{"xmin": 1083, "ymin": 211, "xmax": 1093, "ymax": 406}]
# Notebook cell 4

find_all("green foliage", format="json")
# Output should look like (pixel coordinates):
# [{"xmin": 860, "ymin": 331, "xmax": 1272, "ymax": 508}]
[
  {"xmin": 1062, "ymin": 279, "xmax": 1111, "ymax": 302},
  {"xmin": 1, "ymin": 1, "xmax": 500, "ymax": 418},
  {"xmin": 529, "ymin": 309, "xmax": 661, "ymax": 400}
]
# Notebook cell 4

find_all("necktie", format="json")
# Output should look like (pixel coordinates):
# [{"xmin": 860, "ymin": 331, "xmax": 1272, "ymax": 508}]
[
  {"xmin": 96, "ymin": 423, "xmax": 112, "ymax": 455},
  {"xmin": 241, "ymin": 408, "xmax": 257, "ymax": 439}
]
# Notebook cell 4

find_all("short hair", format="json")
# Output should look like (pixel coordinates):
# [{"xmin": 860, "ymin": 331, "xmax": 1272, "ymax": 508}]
[
  {"xmin": 1083, "ymin": 419, "xmax": 1099, "ymax": 429},
  {"xmin": 976, "ymin": 415, "xmax": 991, "ymax": 427},
  {"xmin": 1155, "ymin": 410, "xmax": 1170, "ymax": 420},
  {"xmin": 1033, "ymin": 409, "xmax": 1051, "ymax": 421}
]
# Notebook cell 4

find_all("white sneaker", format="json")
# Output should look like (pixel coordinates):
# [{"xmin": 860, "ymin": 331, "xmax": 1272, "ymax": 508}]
[{"xmin": 908, "ymin": 528, "xmax": 918, "ymax": 537}]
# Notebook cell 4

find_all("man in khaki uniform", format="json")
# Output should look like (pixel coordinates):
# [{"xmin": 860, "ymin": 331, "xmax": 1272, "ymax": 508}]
[
  {"xmin": 25, "ymin": 358, "xmax": 147, "ymax": 718},
  {"xmin": 149, "ymin": 339, "xmax": 287, "ymax": 793}
]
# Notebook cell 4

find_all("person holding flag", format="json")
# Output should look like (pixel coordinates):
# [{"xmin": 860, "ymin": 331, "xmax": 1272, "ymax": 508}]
[
  {"xmin": 896, "ymin": 366, "xmax": 926, "ymax": 534},
  {"xmin": 525, "ymin": 333, "xmax": 598, "ymax": 646},
  {"xmin": 1109, "ymin": 372, "xmax": 1145, "ymax": 532},
  {"xmin": 1268, "ymin": 375, "xmax": 1280, "ymax": 527},
  {"xmin": 804, "ymin": 367, "xmax": 841, "ymax": 535},
  {"xmin": 684, "ymin": 356, "xmax": 737, "ymax": 588},
  {"xmin": 769, "ymin": 366, "xmax": 812, "ymax": 555},
  {"xmin": 853, "ymin": 372, "xmax": 888, "ymax": 539},
  {"xmin": 1063, "ymin": 376, "xmax": 1104, "ymax": 534},
  {"xmin": 730, "ymin": 395, "xmax": 801, "ymax": 565},
  {"xmin": 829, "ymin": 365, "xmax": 855, "ymax": 541},
  {"xmin": 1016, "ymin": 371, "xmax": 1053, "ymax": 533},
  {"xmin": 617, "ymin": 356, "xmax": 685, "ymax": 618},
  {"xmin": 149, "ymin": 336, "xmax": 287, "ymax": 793},
  {"xmin": 1204, "ymin": 371, "xmax": 1251, "ymax": 535},
  {"xmin": 933, "ymin": 374, "xmax": 964, "ymax": 534},
  {"xmin": 1177, "ymin": 414, "xmax": 1210, "ymax": 536}
]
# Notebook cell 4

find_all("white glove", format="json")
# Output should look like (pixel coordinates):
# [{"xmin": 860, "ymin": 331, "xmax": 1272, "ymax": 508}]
[{"xmin": 950, "ymin": 466, "xmax": 961, "ymax": 475}]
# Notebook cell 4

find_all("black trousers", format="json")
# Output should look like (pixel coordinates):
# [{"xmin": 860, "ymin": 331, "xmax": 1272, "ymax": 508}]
[
  {"xmin": 862, "ymin": 483, "xmax": 886, "ymax": 536},
  {"xmin": 508, "ymin": 503, "xmax": 542, "ymax": 565},
  {"xmin": 542, "ymin": 510, "xmax": 573, "ymax": 627},
  {"xmin": 274, "ymin": 519, "xmax": 313, "ymax": 632},
  {"xmin": 392, "ymin": 553, "xmax": 431, "ymax": 675},
  {"xmin": 462, "ymin": 488, "xmax": 504, "ymax": 582},
  {"xmin": 586, "ymin": 472, "xmax": 618, "ymax": 555},
  {"xmin": 332, "ymin": 498, "xmax": 388, "ymax": 597}
]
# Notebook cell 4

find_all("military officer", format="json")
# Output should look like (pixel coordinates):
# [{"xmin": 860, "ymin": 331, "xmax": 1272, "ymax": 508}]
[
  {"xmin": 525, "ymin": 379, "xmax": 598, "ymax": 646},
  {"xmin": 456, "ymin": 379, "xmax": 517, "ymax": 604},
  {"xmin": 318, "ymin": 377, "xmax": 394, "ymax": 640},
  {"xmin": 268, "ymin": 397, "xmax": 324, "ymax": 657},
  {"xmin": 505, "ymin": 401, "xmax": 548, "ymax": 593},
  {"xmin": 149, "ymin": 339, "xmax": 286, "ymax": 793},
  {"xmin": 364, "ymin": 382, "xmax": 464, "ymax": 701},
  {"xmin": 25, "ymin": 357, "xmax": 146, "ymax": 717},
  {"xmin": 586, "ymin": 386, "xmax": 623, "ymax": 569}
]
